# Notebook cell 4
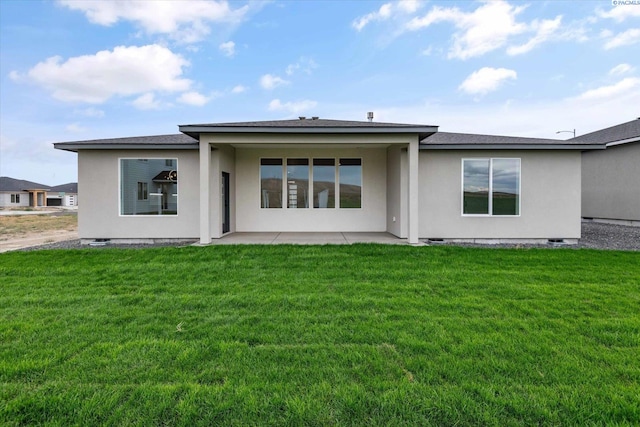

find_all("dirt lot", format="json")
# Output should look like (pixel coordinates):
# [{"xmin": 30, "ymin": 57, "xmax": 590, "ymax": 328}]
[{"xmin": 0, "ymin": 212, "xmax": 78, "ymax": 253}]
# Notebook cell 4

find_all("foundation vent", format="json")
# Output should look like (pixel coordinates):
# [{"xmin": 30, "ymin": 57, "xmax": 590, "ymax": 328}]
[{"xmin": 547, "ymin": 239, "xmax": 567, "ymax": 246}]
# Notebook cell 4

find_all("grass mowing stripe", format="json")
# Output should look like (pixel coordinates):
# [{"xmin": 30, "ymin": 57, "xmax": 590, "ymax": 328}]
[{"xmin": 1, "ymin": 245, "xmax": 639, "ymax": 425}]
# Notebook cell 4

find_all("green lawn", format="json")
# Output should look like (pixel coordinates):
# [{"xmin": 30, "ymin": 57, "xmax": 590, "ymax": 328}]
[{"xmin": 1, "ymin": 245, "xmax": 639, "ymax": 426}]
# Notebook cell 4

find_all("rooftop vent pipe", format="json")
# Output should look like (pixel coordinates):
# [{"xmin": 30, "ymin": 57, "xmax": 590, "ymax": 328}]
[{"xmin": 367, "ymin": 111, "xmax": 374, "ymax": 122}]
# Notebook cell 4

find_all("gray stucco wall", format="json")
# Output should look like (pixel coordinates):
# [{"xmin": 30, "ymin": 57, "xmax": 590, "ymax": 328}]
[
  {"xmin": 582, "ymin": 142, "xmax": 640, "ymax": 222},
  {"xmin": 0, "ymin": 192, "xmax": 30, "ymax": 208},
  {"xmin": 419, "ymin": 150, "xmax": 582, "ymax": 239},
  {"xmin": 77, "ymin": 150, "xmax": 200, "ymax": 240}
]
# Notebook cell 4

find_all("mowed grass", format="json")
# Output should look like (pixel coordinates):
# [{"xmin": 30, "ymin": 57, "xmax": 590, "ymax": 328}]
[{"xmin": 1, "ymin": 245, "xmax": 639, "ymax": 426}]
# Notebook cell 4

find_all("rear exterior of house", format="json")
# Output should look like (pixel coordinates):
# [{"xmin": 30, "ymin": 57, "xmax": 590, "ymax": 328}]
[
  {"xmin": 576, "ymin": 119, "xmax": 640, "ymax": 226},
  {"xmin": 54, "ymin": 118, "xmax": 603, "ymax": 244}
]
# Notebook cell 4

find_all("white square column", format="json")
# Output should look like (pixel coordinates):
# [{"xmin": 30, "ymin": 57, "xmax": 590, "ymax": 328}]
[
  {"xmin": 407, "ymin": 138, "xmax": 419, "ymax": 244},
  {"xmin": 199, "ymin": 140, "xmax": 211, "ymax": 244}
]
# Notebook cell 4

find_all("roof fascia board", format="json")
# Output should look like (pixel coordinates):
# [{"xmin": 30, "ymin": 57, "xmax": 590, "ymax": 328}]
[
  {"xmin": 179, "ymin": 125, "xmax": 437, "ymax": 135},
  {"xmin": 419, "ymin": 144, "xmax": 606, "ymax": 150},
  {"xmin": 605, "ymin": 136, "xmax": 640, "ymax": 147},
  {"xmin": 53, "ymin": 143, "xmax": 198, "ymax": 152}
]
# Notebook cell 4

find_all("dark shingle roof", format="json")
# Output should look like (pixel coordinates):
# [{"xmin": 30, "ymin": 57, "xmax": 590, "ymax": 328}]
[
  {"xmin": 49, "ymin": 183, "xmax": 78, "ymax": 193},
  {"xmin": 182, "ymin": 118, "xmax": 435, "ymax": 128},
  {"xmin": 420, "ymin": 131, "xmax": 605, "ymax": 149},
  {"xmin": 54, "ymin": 134, "xmax": 198, "ymax": 152},
  {"xmin": 0, "ymin": 177, "xmax": 50, "ymax": 191},
  {"xmin": 570, "ymin": 118, "xmax": 640, "ymax": 145},
  {"xmin": 178, "ymin": 118, "xmax": 438, "ymax": 139}
]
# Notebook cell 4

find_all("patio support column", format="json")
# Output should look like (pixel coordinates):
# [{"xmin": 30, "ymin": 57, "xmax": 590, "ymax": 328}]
[
  {"xmin": 199, "ymin": 140, "xmax": 211, "ymax": 244},
  {"xmin": 210, "ymin": 149, "xmax": 222, "ymax": 239},
  {"xmin": 407, "ymin": 138, "xmax": 419, "ymax": 244}
]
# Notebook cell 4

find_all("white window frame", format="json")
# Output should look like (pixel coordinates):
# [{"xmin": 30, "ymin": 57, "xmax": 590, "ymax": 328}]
[
  {"xmin": 312, "ymin": 158, "xmax": 337, "ymax": 209},
  {"xmin": 338, "ymin": 158, "xmax": 363, "ymax": 210},
  {"xmin": 119, "ymin": 157, "xmax": 179, "ymax": 217},
  {"xmin": 259, "ymin": 157, "xmax": 363, "ymax": 210},
  {"xmin": 461, "ymin": 158, "xmax": 521, "ymax": 217}
]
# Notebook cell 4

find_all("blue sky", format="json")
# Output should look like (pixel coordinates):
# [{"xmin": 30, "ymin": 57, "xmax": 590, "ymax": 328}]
[{"xmin": 1, "ymin": 0, "xmax": 639, "ymax": 185}]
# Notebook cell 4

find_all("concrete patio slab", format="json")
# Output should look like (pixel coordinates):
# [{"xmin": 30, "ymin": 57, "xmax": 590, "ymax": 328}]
[
  {"xmin": 206, "ymin": 232, "xmax": 407, "ymax": 245},
  {"xmin": 343, "ymin": 232, "xmax": 408, "ymax": 245}
]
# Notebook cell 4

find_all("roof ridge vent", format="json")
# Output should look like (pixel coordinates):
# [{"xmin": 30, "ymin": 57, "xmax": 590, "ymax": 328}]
[
  {"xmin": 298, "ymin": 116, "xmax": 306, "ymax": 120},
  {"xmin": 311, "ymin": 116, "xmax": 319, "ymax": 120}
]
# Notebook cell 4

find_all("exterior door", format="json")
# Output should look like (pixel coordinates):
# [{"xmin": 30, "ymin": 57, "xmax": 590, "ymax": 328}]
[{"xmin": 222, "ymin": 172, "xmax": 230, "ymax": 234}]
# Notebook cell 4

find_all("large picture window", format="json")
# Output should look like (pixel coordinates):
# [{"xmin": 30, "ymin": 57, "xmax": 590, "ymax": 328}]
[
  {"xmin": 287, "ymin": 159, "xmax": 309, "ymax": 208},
  {"xmin": 261, "ymin": 159, "xmax": 283, "ymax": 208},
  {"xmin": 120, "ymin": 159, "xmax": 178, "ymax": 215},
  {"xmin": 462, "ymin": 158, "xmax": 520, "ymax": 216},
  {"xmin": 339, "ymin": 158, "xmax": 362, "ymax": 208},
  {"xmin": 313, "ymin": 158, "xmax": 335, "ymax": 208},
  {"xmin": 260, "ymin": 157, "xmax": 362, "ymax": 209}
]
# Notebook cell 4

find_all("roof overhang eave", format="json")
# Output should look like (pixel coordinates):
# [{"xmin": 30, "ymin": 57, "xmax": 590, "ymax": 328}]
[
  {"xmin": 419, "ymin": 144, "xmax": 607, "ymax": 150},
  {"xmin": 605, "ymin": 136, "xmax": 640, "ymax": 147},
  {"xmin": 53, "ymin": 143, "xmax": 199, "ymax": 152},
  {"xmin": 179, "ymin": 125, "xmax": 438, "ymax": 140}
]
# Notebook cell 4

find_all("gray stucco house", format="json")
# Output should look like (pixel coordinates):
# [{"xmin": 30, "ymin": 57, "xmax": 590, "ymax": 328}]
[
  {"xmin": 0, "ymin": 177, "xmax": 49, "ymax": 208},
  {"xmin": 54, "ymin": 117, "xmax": 607, "ymax": 245},
  {"xmin": 577, "ymin": 118, "xmax": 640, "ymax": 226}
]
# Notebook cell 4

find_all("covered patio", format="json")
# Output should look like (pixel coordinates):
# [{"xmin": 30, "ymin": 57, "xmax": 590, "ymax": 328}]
[{"xmin": 200, "ymin": 232, "xmax": 414, "ymax": 245}]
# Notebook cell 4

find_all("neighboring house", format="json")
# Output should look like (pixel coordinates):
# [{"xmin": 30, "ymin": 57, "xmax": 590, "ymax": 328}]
[
  {"xmin": 575, "ymin": 118, "xmax": 640, "ymax": 226},
  {"xmin": 0, "ymin": 177, "xmax": 78, "ymax": 208},
  {"xmin": 0, "ymin": 177, "xmax": 50, "ymax": 208},
  {"xmin": 54, "ymin": 118, "xmax": 605, "ymax": 245},
  {"xmin": 47, "ymin": 183, "xmax": 79, "ymax": 207}
]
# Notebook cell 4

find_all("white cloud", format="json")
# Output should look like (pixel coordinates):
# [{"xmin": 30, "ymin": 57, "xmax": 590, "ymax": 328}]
[
  {"xmin": 398, "ymin": 0, "xmax": 421, "ymax": 14},
  {"xmin": 352, "ymin": 3, "xmax": 393, "ymax": 31},
  {"xmin": 575, "ymin": 77, "xmax": 640, "ymax": 101},
  {"xmin": 285, "ymin": 57, "xmax": 318, "ymax": 76},
  {"xmin": 74, "ymin": 107, "xmax": 105, "ymax": 118},
  {"xmin": 609, "ymin": 63, "xmax": 634, "ymax": 75},
  {"xmin": 260, "ymin": 74, "xmax": 289, "ymax": 90},
  {"xmin": 406, "ymin": 1, "xmax": 529, "ymax": 59},
  {"xmin": 268, "ymin": 99, "xmax": 317, "ymax": 114},
  {"xmin": 459, "ymin": 67, "xmax": 517, "ymax": 96},
  {"xmin": 603, "ymin": 28, "xmax": 640, "ymax": 49},
  {"xmin": 352, "ymin": 0, "xmax": 423, "ymax": 31},
  {"xmin": 57, "ymin": 0, "xmax": 249, "ymax": 44},
  {"xmin": 12, "ymin": 44, "xmax": 191, "ymax": 104},
  {"xmin": 231, "ymin": 85, "xmax": 247, "ymax": 93},
  {"xmin": 507, "ymin": 16, "xmax": 562, "ymax": 55},
  {"xmin": 219, "ymin": 41, "xmax": 235, "ymax": 57},
  {"xmin": 598, "ymin": 5, "xmax": 640, "ymax": 22},
  {"xmin": 132, "ymin": 93, "xmax": 162, "ymax": 110},
  {"xmin": 177, "ymin": 91, "xmax": 210, "ymax": 106},
  {"xmin": 359, "ymin": 82, "xmax": 639, "ymax": 141}
]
